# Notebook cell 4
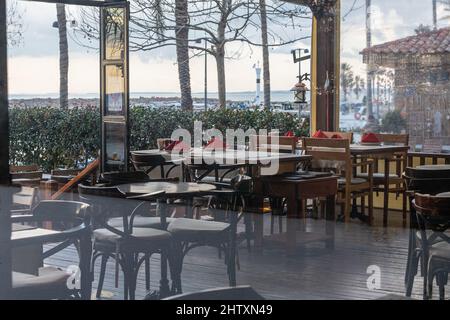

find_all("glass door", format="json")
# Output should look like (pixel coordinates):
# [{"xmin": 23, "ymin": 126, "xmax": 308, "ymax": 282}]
[{"xmin": 100, "ymin": 2, "xmax": 129, "ymax": 172}]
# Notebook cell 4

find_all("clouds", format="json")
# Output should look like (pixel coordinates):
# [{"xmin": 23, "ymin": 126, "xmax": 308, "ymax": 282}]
[
  {"xmin": 340, "ymin": 0, "xmax": 444, "ymax": 77},
  {"xmin": 7, "ymin": 0, "xmax": 447, "ymax": 94}
]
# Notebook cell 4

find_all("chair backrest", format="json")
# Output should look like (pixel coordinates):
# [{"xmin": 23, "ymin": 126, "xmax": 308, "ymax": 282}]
[
  {"xmin": 413, "ymin": 193, "xmax": 450, "ymax": 235},
  {"xmin": 250, "ymin": 135, "xmax": 297, "ymax": 153},
  {"xmin": 10, "ymin": 164, "xmax": 39, "ymax": 173},
  {"xmin": 13, "ymin": 186, "xmax": 38, "ymax": 208},
  {"xmin": 303, "ymin": 137, "xmax": 351, "ymax": 162},
  {"xmin": 303, "ymin": 138, "xmax": 351, "ymax": 178},
  {"xmin": 157, "ymin": 138, "xmax": 172, "ymax": 150},
  {"xmin": 375, "ymin": 133, "xmax": 409, "ymax": 146},
  {"xmin": 32, "ymin": 200, "xmax": 90, "ymax": 222},
  {"xmin": 78, "ymin": 184, "xmax": 128, "ymax": 221},
  {"xmin": 404, "ymin": 167, "xmax": 450, "ymax": 194},
  {"xmin": 101, "ymin": 171, "xmax": 151, "ymax": 185},
  {"xmin": 10, "ymin": 164, "xmax": 43, "ymax": 182},
  {"xmin": 163, "ymin": 286, "xmax": 265, "ymax": 300},
  {"xmin": 131, "ymin": 152, "xmax": 166, "ymax": 176},
  {"xmin": 51, "ymin": 169, "xmax": 83, "ymax": 177},
  {"xmin": 323, "ymin": 131, "xmax": 353, "ymax": 142}
]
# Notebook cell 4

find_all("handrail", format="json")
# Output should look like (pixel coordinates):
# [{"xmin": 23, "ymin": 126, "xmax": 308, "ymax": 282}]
[
  {"xmin": 407, "ymin": 152, "xmax": 450, "ymax": 166},
  {"xmin": 51, "ymin": 159, "xmax": 99, "ymax": 200}
]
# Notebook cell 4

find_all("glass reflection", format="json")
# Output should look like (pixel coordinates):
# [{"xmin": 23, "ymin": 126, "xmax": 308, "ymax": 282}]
[{"xmin": 104, "ymin": 7, "xmax": 124, "ymax": 60}]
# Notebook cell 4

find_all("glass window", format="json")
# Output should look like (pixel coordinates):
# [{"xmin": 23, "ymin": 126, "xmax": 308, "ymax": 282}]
[
  {"xmin": 105, "ymin": 64, "xmax": 125, "ymax": 116},
  {"xmin": 339, "ymin": 0, "xmax": 450, "ymax": 152},
  {"xmin": 105, "ymin": 122, "xmax": 126, "ymax": 167},
  {"xmin": 104, "ymin": 7, "xmax": 125, "ymax": 61}
]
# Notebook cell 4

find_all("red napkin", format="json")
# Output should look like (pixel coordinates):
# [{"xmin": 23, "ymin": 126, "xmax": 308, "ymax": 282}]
[
  {"xmin": 361, "ymin": 133, "xmax": 380, "ymax": 143},
  {"xmin": 331, "ymin": 134, "xmax": 343, "ymax": 139},
  {"xmin": 312, "ymin": 130, "xmax": 328, "ymax": 139},
  {"xmin": 205, "ymin": 137, "xmax": 228, "ymax": 150},
  {"xmin": 172, "ymin": 141, "xmax": 190, "ymax": 152},
  {"xmin": 164, "ymin": 140, "xmax": 178, "ymax": 151},
  {"xmin": 165, "ymin": 140, "xmax": 189, "ymax": 151},
  {"xmin": 285, "ymin": 131, "xmax": 295, "ymax": 137}
]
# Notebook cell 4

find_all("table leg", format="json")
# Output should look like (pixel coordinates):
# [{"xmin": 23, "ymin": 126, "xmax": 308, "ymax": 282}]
[
  {"xmin": 228, "ymin": 212, "xmax": 237, "ymax": 287},
  {"xmin": 383, "ymin": 158, "xmax": 390, "ymax": 227},
  {"xmin": 286, "ymin": 196, "xmax": 299, "ymax": 255},
  {"xmin": 325, "ymin": 195, "xmax": 336, "ymax": 250},
  {"xmin": 159, "ymin": 249, "xmax": 171, "ymax": 298},
  {"xmin": 79, "ymin": 232, "xmax": 92, "ymax": 300}
]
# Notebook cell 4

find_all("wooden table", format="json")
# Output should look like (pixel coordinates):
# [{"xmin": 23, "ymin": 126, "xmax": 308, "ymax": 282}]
[
  {"xmin": 117, "ymin": 181, "xmax": 216, "ymax": 199},
  {"xmin": 11, "ymin": 224, "xmax": 92, "ymax": 299},
  {"xmin": 116, "ymin": 181, "xmax": 216, "ymax": 297},
  {"xmin": 350, "ymin": 144, "xmax": 410, "ymax": 226},
  {"xmin": 133, "ymin": 148, "xmax": 312, "ymax": 178},
  {"xmin": 261, "ymin": 174, "xmax": 338, "ymax": 254}
]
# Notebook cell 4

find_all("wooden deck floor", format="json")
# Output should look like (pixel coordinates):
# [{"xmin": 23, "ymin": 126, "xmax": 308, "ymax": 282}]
[{"xmin": 45, "ymin": 208, "xmax": 447, "ymax": 300}]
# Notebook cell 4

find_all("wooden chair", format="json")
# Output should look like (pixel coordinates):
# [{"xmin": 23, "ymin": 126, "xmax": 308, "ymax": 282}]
[
  {"xmin": 303, "ymin": 138, "xmax": 374, "ymax": 224},
  {"xmin": 10, "ymin": 200, "xmax": 91, "ymax": 299},
  {"xmin": 10, "ymin": 165, "xmax": 43, "ymax": 187},
  {"xmin": 11, "ymin": 186, "xmax": 39, "ymax": 216},
  {"xmin": 250, "ymin": 135, "xmax": 298, "ymax": 154},
  {"xmin": 403, "ymin": 166, "xmax": 450, "ymax": 297},
  {"xmin": 413, "ymin": 193, "xmax": 450, "ymax": 300},
  {"xmin": 357, "ymin": 134, "xmax": 409, "ymax": 226},
  {"xmin": 249, "ymin": 135, "xmax": 299, "ymax": 234},
  {"xmin": 78, "ymin": 184, "xmax": 173, "ymax": 300},
  {"xmin": 322, "ymin": 131, "xmax": 353, "ymax": 142},
  {"xmin": 131, "ymin": 152, "xmax": 179, "ymax": 179}
]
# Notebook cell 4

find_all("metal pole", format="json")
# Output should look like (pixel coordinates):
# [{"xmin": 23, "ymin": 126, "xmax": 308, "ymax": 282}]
[
  {"xmin": 298, "ymin": 50, "xmax": 302, "ymax": 81},
  {"xmin": 204, "ymin": 40, "xmax": 207, "ymax": 111},
  {"xmin": 0, "ymin": 0, "xmax": 12, "ymax": 299},
  {"xmin": 433, "ymin": 0, "xmax": 437, "ymax": 30},
  {"xmin": 366, "ymin": 0, "xmax": 374, "ymax": 119}
]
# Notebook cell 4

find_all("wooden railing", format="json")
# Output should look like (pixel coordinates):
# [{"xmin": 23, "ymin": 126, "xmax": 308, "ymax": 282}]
[
  {"xmin": 407, "ymin": 152, "xmax": 450, "ymax": 167},
  {"xmin": 40, "ymin": 159, "xmax": 99, "ymax": 201}
]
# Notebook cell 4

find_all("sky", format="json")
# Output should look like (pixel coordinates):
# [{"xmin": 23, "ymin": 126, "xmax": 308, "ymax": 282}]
[{"xmin": 6, "ymin": 0, "xmax": 450, "ymax": 97}]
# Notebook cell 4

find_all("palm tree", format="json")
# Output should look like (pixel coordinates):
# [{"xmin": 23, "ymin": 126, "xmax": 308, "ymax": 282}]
[
  {"xmin": 56, "ymin": 4, "xmax": 69, "ymax": 110},
  {"xmin": 341, "ymin": 63, "xmax": 355, "ymax": 102},
  {"xmin": 259, "ymin": 0, "xmax": 271, "ymax": 109},
  {"xmin": 353, "ymin": 75, "xmax": 365, "ymax": 100},
  {"xmin": 175, "ymin": 0, "xmax": 193, "ymax": 111}
]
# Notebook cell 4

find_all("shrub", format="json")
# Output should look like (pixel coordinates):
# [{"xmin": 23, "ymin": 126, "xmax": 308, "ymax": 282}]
[
  {"xmin": 10, "ymin": 106, "xmax": 309, "ymax": 172},
  {"xmin": 381, "ymin": 110, "xmax": 406, "ymax": 134}
]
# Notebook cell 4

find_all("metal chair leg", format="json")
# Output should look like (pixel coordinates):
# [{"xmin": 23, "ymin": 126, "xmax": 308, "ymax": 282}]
[
  {"xmin": 96, "ymin": 255, "xmax": 109, "ymax": 299},
  {"xmin": 145, "ymin": 255, "xmax": 151, "ymax": 291}
]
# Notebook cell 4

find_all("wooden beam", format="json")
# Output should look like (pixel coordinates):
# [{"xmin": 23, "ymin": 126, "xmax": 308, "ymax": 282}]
[
  {"xmin": 0, "ymin": 0, "xmax": 12, "ymax": 298},
  {"xmin": 310, "ymin": 0, "xmax": 340, "ymax": 132},
  {"xmin": 51, "ymin": 158, "xmax": 99, "ymax": 200},
  {"xmin": 20, "ymin": 0, "xmax": 128, "ymax": 7}
]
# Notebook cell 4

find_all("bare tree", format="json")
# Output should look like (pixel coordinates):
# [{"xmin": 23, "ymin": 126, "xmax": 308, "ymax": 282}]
[
  {"xmin": 175, "ymin": 0, "xmax": 193, "ymax": 110},
  {"xmin": 259, "ymin": 0, "xmax": 270, "ymax": 108},
  {"xmin": 131, "ymin": 0, "xmax": 310, "ymax": 107},
  {"xmin": 56, "ymin": 4, "xmax": 69, "ymax": 110},
  {"xmin": 74, "ymin": 0, "xmax": 310, "ymax": 108},
  {"xmin": 6, "ymin": 0, "xmax": 24, "ymax": 46}
]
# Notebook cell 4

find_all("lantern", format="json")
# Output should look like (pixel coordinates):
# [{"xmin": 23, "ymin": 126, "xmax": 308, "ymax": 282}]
[{"xmin": 291, "ymin": 82, "xmax": 309, "ymax": 104}]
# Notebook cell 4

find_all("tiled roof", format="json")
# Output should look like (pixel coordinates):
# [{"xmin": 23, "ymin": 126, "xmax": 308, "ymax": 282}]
[{"xmin": 361, "ymin": 27, "xmax": 450, "ymax": 55}]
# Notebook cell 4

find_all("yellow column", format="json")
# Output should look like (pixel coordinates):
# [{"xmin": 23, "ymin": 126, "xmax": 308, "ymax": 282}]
[
  {"xmin": 310, "ymin": 17, "xmax": 318, "ymax": 135},
  {"xmin": 310, "ymin": 0, "xmax": 341, "ymax": 133}
]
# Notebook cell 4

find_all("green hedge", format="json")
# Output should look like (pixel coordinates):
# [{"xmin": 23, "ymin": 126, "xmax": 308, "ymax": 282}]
[{"xmin": 10, "ymin": 106, "xmax": 309, "ymax": 172}]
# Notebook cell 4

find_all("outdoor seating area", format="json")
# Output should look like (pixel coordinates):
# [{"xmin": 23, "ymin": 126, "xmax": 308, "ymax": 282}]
[{"xmin": 1, "ymin": 0, "xmax": 450, "ymax": 303}]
